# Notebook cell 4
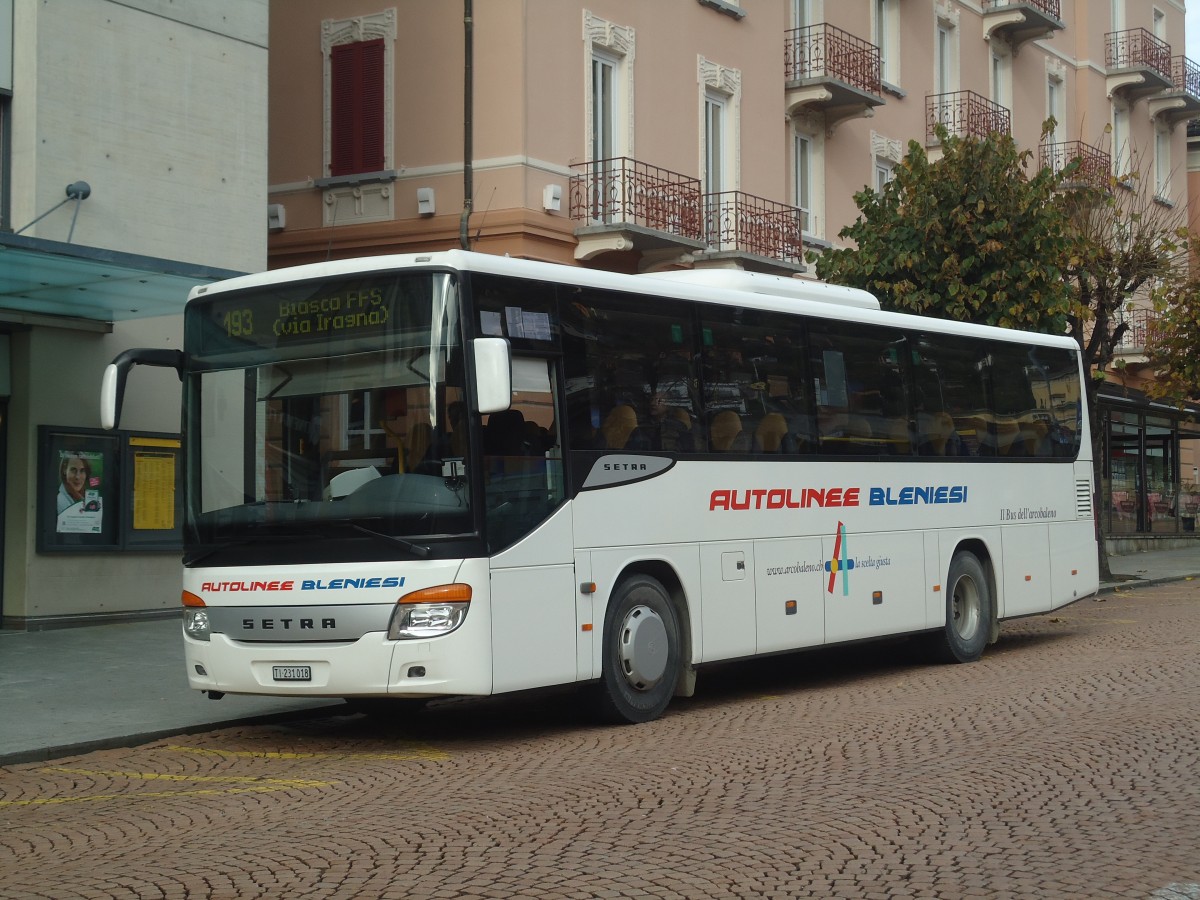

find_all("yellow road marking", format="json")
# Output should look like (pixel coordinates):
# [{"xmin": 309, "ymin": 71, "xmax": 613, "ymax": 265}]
[
  {"xmin": 165, "ymin": 743, "xmax": 450, "ymax": 761},
  {"xmin": 0, "ymin": 785, "xmax": 307, "ymax": 807},
  {"xmin": 43, "ymin": 766, "xmax": 334, "ymax": 787}
]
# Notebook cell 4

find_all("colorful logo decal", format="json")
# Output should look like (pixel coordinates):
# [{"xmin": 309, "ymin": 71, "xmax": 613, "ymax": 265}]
[{"xmin": 825, "ymin": 521, "xmax": 854, "ymax": 596}]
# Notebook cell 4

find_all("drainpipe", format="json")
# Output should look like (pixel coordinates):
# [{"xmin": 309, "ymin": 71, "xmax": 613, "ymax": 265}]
[{"xmin": 460, "ymin": 0, "xmax": 474, "ymax": 250}]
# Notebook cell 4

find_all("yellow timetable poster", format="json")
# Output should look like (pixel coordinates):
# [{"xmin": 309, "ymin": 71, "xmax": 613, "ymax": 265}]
[{"xmin": 131, "ymin": 438, "xmax": 180, "ymax": 531}]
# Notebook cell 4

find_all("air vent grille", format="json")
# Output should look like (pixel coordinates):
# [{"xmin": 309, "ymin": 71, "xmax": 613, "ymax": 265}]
[{"xmin": 1076, "ymin": 480, "xmax": 1094, "ymax": 518}]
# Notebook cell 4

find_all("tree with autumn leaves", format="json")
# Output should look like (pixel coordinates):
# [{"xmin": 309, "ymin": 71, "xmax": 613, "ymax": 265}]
[{"xmin": 812, "ymin": 125, "xmax": 1197, "ymax": 579}]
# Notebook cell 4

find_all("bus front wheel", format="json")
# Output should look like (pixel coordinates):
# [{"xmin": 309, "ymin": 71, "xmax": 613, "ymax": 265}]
[
  {"xmin": 932, "ymin": 551, "xmax": 991, "ymax": 664},
  {"xmin": 597, "ymin": 574, "xmax": 681, "ymax": 724}
]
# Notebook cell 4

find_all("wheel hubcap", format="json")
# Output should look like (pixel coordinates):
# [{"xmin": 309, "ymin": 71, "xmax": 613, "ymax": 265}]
[
  {"xmin": 951, "ymin": 574, "xmax": 981, "ymax": 641},
  {"xmin": 618, "ymin": 605, "xmax": 668, "ymax": 691}
]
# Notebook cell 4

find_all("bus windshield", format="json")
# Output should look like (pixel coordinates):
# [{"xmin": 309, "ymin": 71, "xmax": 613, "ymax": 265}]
[{"xmin": 183, "ymin": 272, "xmax": 472, "ymax": 552}]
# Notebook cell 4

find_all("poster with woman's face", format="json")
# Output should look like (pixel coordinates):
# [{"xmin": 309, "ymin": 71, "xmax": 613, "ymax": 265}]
[{"xmin": 56, "ymin": 450, "xmax": 104, "ymax": 533}]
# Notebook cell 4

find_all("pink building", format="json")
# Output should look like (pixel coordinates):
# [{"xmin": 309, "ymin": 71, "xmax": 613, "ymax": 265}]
[
  {"xmin": 268, "ymin": 1, "xmax": 1194, "ymax": 267},
  {"xmin": 267, "ymin": 0, "xmax": 1200, "ymax": 549}
]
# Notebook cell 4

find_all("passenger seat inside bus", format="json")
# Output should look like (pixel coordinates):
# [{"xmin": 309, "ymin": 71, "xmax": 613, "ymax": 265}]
[
  {"xmin": 599, "ymin": 404, "xmax": 639, "ymax": 450},
  {"xmin": 710, "ymin": 410, "xmax": 749, "ymax": 453},
  {"xmin": 755, "ymin": 413, "xmax": 788, "ymax": 454}
]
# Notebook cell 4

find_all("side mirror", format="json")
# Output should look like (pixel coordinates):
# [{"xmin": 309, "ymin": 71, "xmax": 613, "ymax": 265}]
[
  {"xmin": 100, "ymin": 348, "xmax": 185, "ymax": 430},
  {"xmin": 472, "ymin": 337, "xmax": 511, "ymax": 415}
]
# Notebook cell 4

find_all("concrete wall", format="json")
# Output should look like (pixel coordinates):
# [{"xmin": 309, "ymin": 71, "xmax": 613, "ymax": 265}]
[
  {"xmin": 11, "ymin": 0, "xmax": 267, "ymax": 270},
  {"xmin": 3, "ymin": 0, "xmax": 268, "ymax": 626}
]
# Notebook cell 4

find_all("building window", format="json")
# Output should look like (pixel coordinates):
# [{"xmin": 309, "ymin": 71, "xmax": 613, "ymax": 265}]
[
  {"xmin": 1046, "ymin": 73, "xmax": 1064, "ymax": 144},
  {"xmin": 591, "ymin": 51, "xmax": 619, "ymax": 162},
  {"xmin": 1111, "ymin": 0, "xmax": 1125, "ymax": 30},
  {"xmin": 1154, "ymin": 123, "xmax": 1170, "ymax": 201},
  {"xmin": 1112, "ymin": 101, "xmax": 1129, "ymax": 180},
  {"xmin": 330, "ymin": 40, "xmax": 386, "ymax": 176},
  {"xmin": 584, "ymin": 12, "xmax": 635, "ymax": 162},
  {"xmin": 875, "ymin": 159, "xmax": 895, "ymax": 192},
  {"xmin": 990, "ymin": 45, "xmax": 1011, "ymax": 109},
  {"xmin": 871, "ymin": 130, "xmax": 903, "ymax": 197},
  {"xmin": 1152, "ymin": 6, "xmax": 1166, "ymax": 41},
  {"xmin": 793, "ymin": 117, "xmax": 824, "ymax": 238},
  {"xmin": 704, "ymin": 91, "xmax": 727, "ymax": 195},
  {"xmin": 793, "ymin": 0, "xmax": 813, "ymax": 28},
  {"xmin": 873, "ymin": 0, "xmax": 900, "ymax": 87},
  {"xmin": 698, "ymin": 58, "xmax": 741, "ymax": 194},
  {"xmin": 795, "ymin": 132, "xmax": 811, "ymax": 227},
  {"xmin": 934, "ymin": 4, "xmax": 959, "ymax": 96},
  {"xmin": 322, "ymin": 11, "xmax": 396, "ymax": 180}
]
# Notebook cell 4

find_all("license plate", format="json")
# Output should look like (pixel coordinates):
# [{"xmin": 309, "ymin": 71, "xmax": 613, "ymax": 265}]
[{"xmin": 272, "ymin": 665, "xmax": 312, "ymax": 682}]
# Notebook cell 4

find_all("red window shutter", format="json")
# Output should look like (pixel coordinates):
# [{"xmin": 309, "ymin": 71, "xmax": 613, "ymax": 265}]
[
  {"xmin": 360, "ymin": 40, "xmax": 386, "ymax": 172},
  {"xmin": 329, "ymin": 39, "xmax": 386, "ymax": 176}
]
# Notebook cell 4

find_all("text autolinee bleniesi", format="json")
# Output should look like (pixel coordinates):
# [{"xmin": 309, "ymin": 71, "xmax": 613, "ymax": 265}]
[
  {"xmin": 199, "ymin": 576, "xmax": 406, "ymax": 592},
  {"xmin": 709, "ymin": 485, "xmax": 967, "ymax": 511}
]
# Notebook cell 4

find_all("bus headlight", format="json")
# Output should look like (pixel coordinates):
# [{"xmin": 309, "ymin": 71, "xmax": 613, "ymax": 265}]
[
  {"xmin": 182, "ymin": 591, "xmax": 210, "ymax": 642},
  {"xmin": 388, "ymin": 584, "xmax": 472, "ymax": 640}
]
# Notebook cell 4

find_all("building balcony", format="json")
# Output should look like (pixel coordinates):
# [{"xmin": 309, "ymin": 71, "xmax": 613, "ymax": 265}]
[
  {"xmin": 1149, "ymin": 55, "xmax": 1200, "ymax": 126},
  {"xmin": 568, "ymin": 157, "xmax": 707, "ymax": 262},
  {"xmin": 1105, "ymin": 28, "xmax": 1173, "ymax": 99},
  {"xmin": 925, "ymin": 91, "xmax": 1011, "ymax": 145},
  {"xmin": 1040, "ymin": 140, "xmax": 1111, "ymax": 194},
  {"xmin": 695, "ymin": 191, "xmax": 806, "ymax": 274},
  {"xmin": 981, "ymin": 0, "xmax": 1064, "ymax": 53},
  {"xmin": 785, "ymin": 23, "xmax": 884, "ymax": 132},
  {"xmin": 1114, "ymin": 307, "xmax": 1158, "ymax": 357}
]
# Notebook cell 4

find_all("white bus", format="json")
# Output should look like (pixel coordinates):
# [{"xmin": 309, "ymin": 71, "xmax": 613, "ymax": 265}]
[{"xmin": 102, "ymin": 250, "xmax": 1099, "ymax": 723}]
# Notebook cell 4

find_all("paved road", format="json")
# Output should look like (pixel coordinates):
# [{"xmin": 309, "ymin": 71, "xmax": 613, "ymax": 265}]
[{"xmin": 1, "ymin": 581, "xmax": 1198, "ymax": 900}]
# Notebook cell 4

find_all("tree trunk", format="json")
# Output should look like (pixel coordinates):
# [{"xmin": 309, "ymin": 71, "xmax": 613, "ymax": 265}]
[{"xmin": 1084, "ymin": 376, "xmax": 1114, "ymax": 581}]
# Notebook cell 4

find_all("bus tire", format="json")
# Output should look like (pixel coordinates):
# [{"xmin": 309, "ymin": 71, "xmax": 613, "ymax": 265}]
[
  {"xmin": 931, "ymin": 551, "xmax": 991, "ymax": 664},
  {"xmin": 597, "ymin": 574, "xmax": 681, "ymax": 724}
]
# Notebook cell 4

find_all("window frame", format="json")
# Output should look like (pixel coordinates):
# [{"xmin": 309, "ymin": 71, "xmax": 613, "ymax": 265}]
[{"xmin": 321, "ymin": 11, "xmax": 396, "ymax": 181}]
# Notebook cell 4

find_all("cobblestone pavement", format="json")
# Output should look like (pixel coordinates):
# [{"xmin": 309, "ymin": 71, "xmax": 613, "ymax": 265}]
[{"xmin": 1, "ymin": 582, "xmax": 1199, "ymax": 900}]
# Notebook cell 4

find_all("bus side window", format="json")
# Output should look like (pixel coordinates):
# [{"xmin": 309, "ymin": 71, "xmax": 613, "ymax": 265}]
[
  {"xmin": 560, "ymin": 288, "xmax": 699, "ymax": 455},
  {"xmin": 698, "ymin": 307, "xmax": 811, "ymax": 457},
  {"xmin": 985, "ymin": 343, "xmax": 1078, "ymax": 459},
  {"xmin": 809, "ymin": 324, "xmax": 910, "ymax": 457},
  {"xmin": 910, "ymin": 335, "xmax": 990, "ymax": 458}
]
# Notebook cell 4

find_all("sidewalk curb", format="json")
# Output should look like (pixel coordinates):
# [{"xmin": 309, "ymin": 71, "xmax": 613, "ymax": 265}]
[
  {"xmin": 0, "ymin": 702, "xmax": 347, "ymax": 768},
  {"xmin": 1097, "ymin": 572, "xmax": 1199, "ymax": 595}
]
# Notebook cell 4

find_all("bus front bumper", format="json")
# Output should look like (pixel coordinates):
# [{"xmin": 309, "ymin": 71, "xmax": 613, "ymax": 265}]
[{"xmin": 184, "ymin": 630, "xmax": 493, "ymax": 698}]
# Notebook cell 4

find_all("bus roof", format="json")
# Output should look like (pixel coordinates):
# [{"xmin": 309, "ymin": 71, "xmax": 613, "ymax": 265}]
[{"xmin": 188, "ymin": 250, "xmax": 1079, "ymax": 351}]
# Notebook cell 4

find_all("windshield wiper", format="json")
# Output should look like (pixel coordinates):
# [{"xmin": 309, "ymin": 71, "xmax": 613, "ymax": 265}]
[
  {"xmin": 341, "ymin": 522, "xmax": 431, "ymax": 559},
  {"xmin": 184, "ymin": 533, "xmax": 294, "ymax": 566}
]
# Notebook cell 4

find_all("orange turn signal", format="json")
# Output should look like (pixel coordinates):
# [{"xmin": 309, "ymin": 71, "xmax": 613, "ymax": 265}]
[
  {"xmin": 398, "ymin": 583, "xmax": 472, "ymax": 604},
  {"xmin": 182, "ymin": 591, "xmax": 206, "ymax": 608}
]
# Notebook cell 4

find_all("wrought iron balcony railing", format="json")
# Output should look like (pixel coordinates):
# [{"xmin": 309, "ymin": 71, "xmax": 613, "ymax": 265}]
[
  {"xmin": 981, "ymin": 0, "xmax": 1061, "ymax": 18},
  {"xmin": 569, "ymin": 157, "xmax": 703, "ymax": 242},
  {"xmin": 1115, "ymin": 307, "xmax": 1158, "ymax": 352},
  {"xmin": 1105, "ymin": 28, "xmax": 1171, "ymax": 80},
  {"xmin": 925, "ymin": 90, "xmax": 1011, "ymax": 143},
  {"xmin": 702, "ymin": 192, "xmax": 805, "ymax": 264},
  {"xmin": 1039, "ymin": 140, "xmax": 1111, "ymax": 193},
  {"xmin": 1171, "ymin": 55, "xmax": 1200, "ymax": 97},
  {"xmin": 784, "ymin": 23, "xmax": 881, "ymax": 97}
]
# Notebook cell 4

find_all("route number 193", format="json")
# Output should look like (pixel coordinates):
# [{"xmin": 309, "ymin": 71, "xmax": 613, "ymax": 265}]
[{"xmin": 223, "ymin": 309, "xmax": 253, "ymax": 337}]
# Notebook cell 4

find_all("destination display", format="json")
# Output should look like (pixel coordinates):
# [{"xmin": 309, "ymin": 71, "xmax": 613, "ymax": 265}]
[{"xmin": 188, "ymin": 275, "xmax": 439, "ymax": 359}]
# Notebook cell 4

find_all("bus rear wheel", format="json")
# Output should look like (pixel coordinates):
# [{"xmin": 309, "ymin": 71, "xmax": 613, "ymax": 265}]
[
  {"xmin": 931, "ymin": 551, "xmax": 991, "ymax": 664},
  {"xmin": 597, "ymin": 574, "xmax": 681, "ymax": 724}
]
